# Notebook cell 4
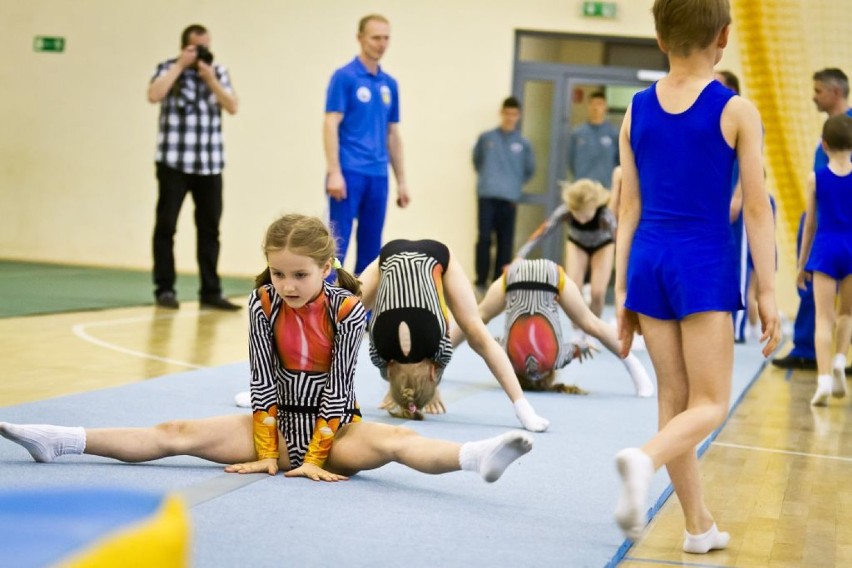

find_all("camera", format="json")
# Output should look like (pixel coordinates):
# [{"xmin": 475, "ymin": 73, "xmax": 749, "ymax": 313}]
[{"xmin": 195, "ymin": 45, "xmax": 214, "ymax": 65}]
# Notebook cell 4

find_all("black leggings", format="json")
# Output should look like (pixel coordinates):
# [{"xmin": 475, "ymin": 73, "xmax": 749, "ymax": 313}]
[{"xmin": 152, "ymin": 163, "xmax": 223, "ymax": 298}]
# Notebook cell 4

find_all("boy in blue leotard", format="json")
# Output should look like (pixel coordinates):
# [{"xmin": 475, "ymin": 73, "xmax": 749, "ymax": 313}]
[
  {"xmin": 797, "ymin": 114, "xmax": 852, "ymax": 406},
  {"xmin": 611, "ymin": 0, "xmax": 781, "ymax": 552}
]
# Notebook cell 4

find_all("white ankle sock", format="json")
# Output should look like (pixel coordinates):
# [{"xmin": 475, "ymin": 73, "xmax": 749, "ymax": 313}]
[
  {"xmin": 234, "ymin": 390, "xmax": 251, "ymax": 408},
  {"xmin": 513, "ymin": 398, "xmax": 550, "ymax": 432},
  {"xmin": 614, "ymin": 447, "xmax": 654, "ymax": 539},
  {"xmin": 459, "ymin": 431, "xmax": 533, "ymax": 482},
  {"xmin": 832, "ymin": 355, "xmax": 848, "ymax": 398},
  {"xmin": 0, "ymin": 422, "xmax": 86, "ymax": 463},
  {"xmin": 682, "ymin": 523, "xmax": 730, "ymax": 554},
  {"xmin": 811, "ymin": 375, "xmax": 833, "ymax": 406},
  {"xmin": 746, "ymin": 322, "xmax": 761, "ymax": 342},
  {"xmin": 624, "ymin": 354, "xmax": 654, "ymax": 398}
]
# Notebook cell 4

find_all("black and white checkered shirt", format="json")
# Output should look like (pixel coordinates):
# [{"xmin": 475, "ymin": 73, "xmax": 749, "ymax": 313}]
[{"xmin": 151, "ymin": 59, "xmax": 233, "ymax": 175}]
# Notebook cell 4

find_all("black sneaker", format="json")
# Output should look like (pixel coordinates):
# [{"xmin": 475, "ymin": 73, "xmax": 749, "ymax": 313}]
[
  {"xmin": 771, "ymin": 354, "xmax": 817, "ymax": 370},
  {"xmin": 200, "ymin": 296, "xmax": 242, "ymax": 311},
  {"xmin": 155, "ymin": 291, "xmax": 179, "ymax": 309}
]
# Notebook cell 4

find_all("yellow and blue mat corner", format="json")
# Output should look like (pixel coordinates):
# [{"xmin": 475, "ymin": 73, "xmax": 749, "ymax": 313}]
[{"xmin": 0, "ymin": 487, "xmax": 190, "ymax": 568}]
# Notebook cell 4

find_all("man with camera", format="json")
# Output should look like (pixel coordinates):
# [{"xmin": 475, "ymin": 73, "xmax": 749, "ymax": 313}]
[{"xmin": 147, "ymin": 24, "xmax": 240, "ymax": 310}]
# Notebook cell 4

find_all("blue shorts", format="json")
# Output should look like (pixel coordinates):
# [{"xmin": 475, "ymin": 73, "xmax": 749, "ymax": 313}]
[
  {"xmin": 806, "ymin": 236, "xmax": 852, "ymax": 280},
  {"xmin": 626, "ymin": 226, "xmax": 743, "ymax": 320}
]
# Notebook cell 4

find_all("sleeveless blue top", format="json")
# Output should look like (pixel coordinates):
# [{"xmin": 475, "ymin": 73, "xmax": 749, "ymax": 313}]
[
  {"xmin": 630, "ymin": 80, "xmax": 736, "ymax": 231},
  {"xmin": 625, "ymin": 80, "xmax": 741, "ymax": 319},
  {"xmin": 813, "ymin": 167, "xmax": 852, "ymax": 234},
  {"xmin": 806, "ymin": 167, "xmax": 852, "ymax": 279}
]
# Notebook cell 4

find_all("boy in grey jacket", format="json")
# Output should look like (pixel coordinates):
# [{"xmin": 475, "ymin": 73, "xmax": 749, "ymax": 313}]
[{"xmin": 473, "ymin": 96, "xmax": 535, "ymax": 289}]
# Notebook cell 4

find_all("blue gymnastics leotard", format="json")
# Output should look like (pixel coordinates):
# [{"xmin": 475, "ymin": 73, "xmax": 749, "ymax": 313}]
[
  {"xmin": 805, "ymin": 167, "xmax": 852, "ymax": 280},
  {"xmin": 625, "ymin": 80, "xmax": 743, "ymax": 320}
]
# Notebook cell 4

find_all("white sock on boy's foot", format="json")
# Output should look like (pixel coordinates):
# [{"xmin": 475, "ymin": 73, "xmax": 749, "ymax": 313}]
[
  {"xmin": 513, "ymin": 398, "xmax": 549, "ymax": 432},
  {"xmin": 614, "ymin": 447, "xmax": 654, "ymax": 539},
  {"xmin": 832, "ymin": 355, "xmax": 847, "ymax": 398},
  {"xmin": 682, "ymin": 523, "xmax": 730, "ymax": 554},
  {"xmin": 624, "ymin": 354, "xmax": 654, "ymax": 398},
  {"xmin": 811, "ymin": 374, "xmax": 833, "ymax": 406},
  {"xmin": 459, "ymin": 431, "xmax": 533, "ymax": 482},
  {"xmin": 0, "ymin": 422, "xmax": 86, "ymax": 463}
]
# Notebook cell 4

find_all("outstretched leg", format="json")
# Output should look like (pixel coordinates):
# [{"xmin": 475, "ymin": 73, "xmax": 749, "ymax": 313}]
[
  {"xmin": 1, "ymin": 415, "xmax": 289, "ymax": 470},
  {"xmin": 325, "ymin": 422, "xmax": 532, "ymax": 482},
  {"xmin": 443, "ymin": 249, "xmax": 549, "ymax": 432},
  {"xmin": 557, "ymin": 275, "xmax": 654, "ymax": 397}
]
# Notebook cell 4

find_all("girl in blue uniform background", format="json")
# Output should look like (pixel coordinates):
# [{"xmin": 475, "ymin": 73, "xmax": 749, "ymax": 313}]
[
  {"xmin": 612, "ymin": 0, "xmax": 781, "ymax": 553},
  {"xmin": 797, "ymin": 114, "xmax": 852, "ymax": 405}
]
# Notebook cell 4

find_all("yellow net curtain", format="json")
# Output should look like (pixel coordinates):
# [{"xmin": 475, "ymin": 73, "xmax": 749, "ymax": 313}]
[{"xmin": 733, "ymin": 0, "xmax": 852, "ymax": 271}]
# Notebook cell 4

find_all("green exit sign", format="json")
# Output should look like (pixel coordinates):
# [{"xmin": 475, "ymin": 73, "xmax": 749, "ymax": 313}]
[
  {"xmin": 583, "ymin": 1, "xmax": 617, "ymax": 18},
  {"xmin": 34, "ymin": 36, "xmax": 65, "ymax": 53}
]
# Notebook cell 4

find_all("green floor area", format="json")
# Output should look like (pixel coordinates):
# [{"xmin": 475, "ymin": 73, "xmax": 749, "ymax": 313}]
[{"xmin": 0, "ymin": 261, "xmax": 255, "ymax": 318}]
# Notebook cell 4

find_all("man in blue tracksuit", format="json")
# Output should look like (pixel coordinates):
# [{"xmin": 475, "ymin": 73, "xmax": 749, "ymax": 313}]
[
  {"xmin": 323, "ymin": 14, "xmax": 410, "ymax": 275},
  {"xmin": 472, "ymin": 96, "xmax": 536, "ymax": 289}
]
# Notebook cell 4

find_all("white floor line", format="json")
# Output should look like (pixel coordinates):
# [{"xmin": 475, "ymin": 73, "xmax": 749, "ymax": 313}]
[
  {"xmin": 71, "ymin": 312, "xmax": 207, "ymax": 369},
  {"xmin": 713, "ymin": 441, "xmax": 852, "ymax": 463}
]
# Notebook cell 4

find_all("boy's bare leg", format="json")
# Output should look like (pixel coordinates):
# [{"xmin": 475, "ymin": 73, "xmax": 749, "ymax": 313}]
[{"xmin": 615, "ymin": 313, "xmax": 732, "ymax": 542}]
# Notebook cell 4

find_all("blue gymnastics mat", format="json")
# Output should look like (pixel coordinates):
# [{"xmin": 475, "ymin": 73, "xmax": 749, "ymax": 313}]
[{"xmin": 0, "ymin": 314, "xmax": 770, "ymax": 567}]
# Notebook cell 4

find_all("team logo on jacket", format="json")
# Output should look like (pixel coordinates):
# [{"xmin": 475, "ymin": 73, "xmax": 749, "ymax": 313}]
[
  {"xmin": 357, "ymin": 86, "xmax": 372, "ymax": 103},
  {"xmin": 380, "ymin": 85, "xmax": 392, "ymax": 105},
  {"xmin": 510, "ymin": 142, "xmax": 523, "ymax": 153}
]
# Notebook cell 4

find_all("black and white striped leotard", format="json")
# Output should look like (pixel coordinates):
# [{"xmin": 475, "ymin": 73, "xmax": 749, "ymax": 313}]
[
  {"xmin": 368, "ymin": 239, "xmax": 453, "ymax": 380},
  {"xmin": 248, "ymin": 282, "xmax": 365, "ymax": 468},
  {"xmin": 503, "ymin": 259, "xmax": 575, "ymax": 381}
]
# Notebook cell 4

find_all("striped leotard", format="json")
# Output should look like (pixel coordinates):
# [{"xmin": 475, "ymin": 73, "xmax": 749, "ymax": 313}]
[
  {"xmin": 248, "ymin": 282, "xmax": 365, "ymax": 469},
  {"xmin": 503, "ymin": 259, "xmax": 576, "ymax": 382},
  {"xmin": 369, "ymin": 239, "xmax": 453, "ymax": 380}
]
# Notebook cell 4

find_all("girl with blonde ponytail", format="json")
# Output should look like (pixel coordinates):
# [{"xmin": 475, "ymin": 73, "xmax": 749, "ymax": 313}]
[{"xmin": 2, "ymin": 214, "xmax": 535, "ymax": 486}]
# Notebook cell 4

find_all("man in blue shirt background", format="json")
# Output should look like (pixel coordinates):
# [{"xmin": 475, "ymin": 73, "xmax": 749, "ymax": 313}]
[{"xmin": 323, "ymin": 14, "xmax": 410, "ymax": 275}]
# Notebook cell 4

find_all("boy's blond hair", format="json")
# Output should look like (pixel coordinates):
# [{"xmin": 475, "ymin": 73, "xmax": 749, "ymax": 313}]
[
  {"xmin": 561, "ymin": 178, "xmax": 610, "ymax": 213},
  {"xmin": 386, "ymin": 361, "xmax": 438, "ymax": 420},
  {"xmin": 652, "ymin": 0, "xmax": 730, "ymax": 57}
]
